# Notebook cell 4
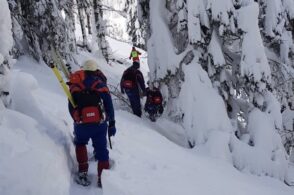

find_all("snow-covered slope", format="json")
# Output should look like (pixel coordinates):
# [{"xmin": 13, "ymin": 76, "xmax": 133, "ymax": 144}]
[{"xmin": 0, "ymin": 39, "xmax": 294, "ymax": 195}]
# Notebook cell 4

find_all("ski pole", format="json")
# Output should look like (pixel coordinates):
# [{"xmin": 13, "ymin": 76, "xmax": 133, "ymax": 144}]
[
  {"xmin": 49, "ymin": 62, "xmax": 77, "ymax": 108},
  {"xmin": 108, "ymin": 132, "xmax": 112, "ymax": 149}
]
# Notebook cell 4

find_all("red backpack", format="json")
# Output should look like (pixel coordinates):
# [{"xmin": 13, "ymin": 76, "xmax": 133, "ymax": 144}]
[
  {"xmin": 147, "ymin": 88, "xmax": 163, "ymax": 105},
  {"xmin": 122, "ymin": 68, "xmax": 137, "ymax": 89},
  {"xmin": 69, "ymin": 70, "xmax": 105, "ymax": 124},
  {"xmin": 152, "ymin": 96, "xmax": 162, "ymax": 105}
]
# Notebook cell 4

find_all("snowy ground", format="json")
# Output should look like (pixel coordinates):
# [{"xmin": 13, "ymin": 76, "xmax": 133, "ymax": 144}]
[{"xmin": 0, "ymin": 38, "xmax": 294, "ymax": 195}]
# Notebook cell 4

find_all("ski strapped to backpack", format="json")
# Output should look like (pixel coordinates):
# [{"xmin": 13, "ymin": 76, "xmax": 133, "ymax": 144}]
[
  {"xmin": 49, "ymin": 62, "xmax": 77, "ymax": 108},
  {"xmin": 51, "ymin": 46, "xmax": 71, "ymax": 79}
]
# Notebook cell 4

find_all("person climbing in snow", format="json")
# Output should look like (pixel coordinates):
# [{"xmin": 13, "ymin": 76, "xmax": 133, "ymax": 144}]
[
  {"xmin": 144, "ymin": 81, "xmax": 164, "ymax": 122},
  {"xmin": 67, "ymin": 60, "xmax": 116, "ymax": 188},
  {"xmin": 120, "ymin": 61, "xmax": 146, "ymax": 117},
  {"xmin": 129, "ymin": 46, "xmax": 141, "ymax": 62}
]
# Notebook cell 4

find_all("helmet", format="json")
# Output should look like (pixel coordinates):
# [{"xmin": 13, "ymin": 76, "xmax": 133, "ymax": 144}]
[{"xmin": 82, "ymin": 60, "xmax": 98, "ymax": 71}]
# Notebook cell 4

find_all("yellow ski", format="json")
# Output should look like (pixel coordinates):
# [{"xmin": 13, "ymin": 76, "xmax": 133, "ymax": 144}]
[
  {"xmin": 51, "ymin": 46, "xmax": 71, "ymax": 79},
  {"xmin": 49, "ymin": 62, "xmax": 76, "ymax": 108}
]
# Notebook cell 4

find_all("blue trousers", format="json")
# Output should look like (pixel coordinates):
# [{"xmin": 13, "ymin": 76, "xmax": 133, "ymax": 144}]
[
  {"xmin": 74, "ymin": 122, "xmax": 109, "ymax": 161},
  {"xmin": 126, "ymin": 92, "xmax": 142, "ymax": 117}
]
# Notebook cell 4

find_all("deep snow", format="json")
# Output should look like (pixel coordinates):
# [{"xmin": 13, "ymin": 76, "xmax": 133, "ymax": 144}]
[{"xmin": 0, "ymin": 38, "xmax": 294, "ymax": 195}]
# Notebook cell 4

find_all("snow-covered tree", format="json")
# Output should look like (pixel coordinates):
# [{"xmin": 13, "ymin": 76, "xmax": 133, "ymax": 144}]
[
  {"xmin": 255, "ymin": 0, "xmax": 294, "ymax": 153},
  {"xmin": 125, "ymin": 0, "xmax": 146, "ymax": 49},
  {"xmin": 76, "ymin": 0, "xmax": 92, "ymax": 51},
  {"xmin": 8, "ymin": 0, "xmax": 76, "ymax": 63},
  {"xmin": 147, "ymin": 0, "xmax": 291, "ymax": 181},
  {"xmin": 77, "ymin": 0, "xmax": 89, "ymax": 49},
  {"xmin": 137, "ymin": 0, "xmax": 150, "ymax": 48},
  {"xmin": 0, "ymin": 0, "xmax": 14, "ymax": 108},
  {"xmin": 93, "ymin": 0, "xmax": 112, "ymax": 63},
  {"xmin": 62, "ymin": 0, "xmax": 77, "ymax": 54}
]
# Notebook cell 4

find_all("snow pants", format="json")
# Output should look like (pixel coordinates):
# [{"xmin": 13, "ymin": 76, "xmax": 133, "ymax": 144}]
[
  {"xmin": 126, "ymin": 92, "xmax": 142, "ymax": 117},
  {"xmin": 74, "ymin": 122, "xmax": 109, "ymax": 161}
]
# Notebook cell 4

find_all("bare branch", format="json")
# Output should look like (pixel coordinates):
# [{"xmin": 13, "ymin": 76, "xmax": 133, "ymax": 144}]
[{"xmin": 99, "ymin": 4, "xmax": 127, "ymax": 18}]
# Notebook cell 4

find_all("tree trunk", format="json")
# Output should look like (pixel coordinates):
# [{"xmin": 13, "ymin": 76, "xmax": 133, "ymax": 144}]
[
  {"xmin": 87, "ymin": 13, "xmax": 92, "ymax": 35},
  {"xmin": 93, "ymin": 0, "xmax": 110, "ymax": 63},
  {"xmin": 77, "ymin": 0, "xmax": 88, "ymax": 47}
]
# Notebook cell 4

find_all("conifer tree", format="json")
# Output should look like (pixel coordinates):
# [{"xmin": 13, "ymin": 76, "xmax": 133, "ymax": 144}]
[
  {"xmin": 125, "ymin": 0, "xmax": 145, "ymax": 49},
  {"xmin": 93, "ymin": 0, "xmax": 111, "ymax": 63},
  {"xmin": 0, "ymin": 0, "xmax": 13, "ymax": 108},
  {"xmin": 146, "ymin": 0, "xmax": 293, "ymax": 179},
  {"xmin": 8, "ymin": 0, "xmax": 77, "ymax": 63}
]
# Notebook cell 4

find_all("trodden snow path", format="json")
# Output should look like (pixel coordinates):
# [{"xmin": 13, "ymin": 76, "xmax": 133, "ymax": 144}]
[
  {"xmin": 5, "ymin": 39, "xmax": 294, "ymax": 195},
  {"xmin": 69, "ymin": 159, "xmax": 103, "ymax": 195}
]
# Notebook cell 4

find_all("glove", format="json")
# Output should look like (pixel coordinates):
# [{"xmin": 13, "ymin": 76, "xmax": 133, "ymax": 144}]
[
  {"xmin": 72, "ymin": 109, "xmax": 80, "ymax": 123},
  {"xmin": 108, "ymin": 120, "xmax": 116, "ymax": 137}
]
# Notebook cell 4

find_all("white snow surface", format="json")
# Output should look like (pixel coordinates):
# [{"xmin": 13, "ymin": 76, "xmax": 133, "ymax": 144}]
[
  {"xmin": 0, "ymin": 39, "xmax": 294, "ymax": 195},
  {"xmin": 232, "ymin": 108, "xmax": 287, "ymax": 180}
]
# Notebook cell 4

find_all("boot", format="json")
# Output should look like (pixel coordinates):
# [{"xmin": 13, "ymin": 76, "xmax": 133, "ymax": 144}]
[
  {"xmin": 97, "ymin": 177, "xmax": 102, "ymax": 188},
  {"xmin": 97, "ymin": 161, "xmax": 110, "ymax": 188},
  {"xmin": 75, "ymin": 145, "xmax": 90, "ymax": 186},
  {"xmin": 75, "ymin": 172, "xmax": 91, "ymax": 186}
]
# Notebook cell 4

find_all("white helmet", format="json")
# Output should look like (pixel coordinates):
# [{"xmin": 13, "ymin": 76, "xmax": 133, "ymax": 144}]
[{"xmin": 82, "ymin": 60, "xmax": 98, "ymax": 71}]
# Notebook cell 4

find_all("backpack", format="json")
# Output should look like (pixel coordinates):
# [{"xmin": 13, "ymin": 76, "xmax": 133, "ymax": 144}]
[
  {"xmin": 147, "ymin": 88, "xmax": 163, "ymax": 105},
  {"xmin": 131, "ymin": 51, "xmax": 139, "ymax": 58},
  {"xmin": 122, "ymin": 68, "xmax": 137, "ymax": 89},
  {"xmin": 94, "ymin": 70, "xmax": 107, "ymax": 83},
  {"xmin": 69, "ymin": 71, "xmax": 105, "ymax": 124}
]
